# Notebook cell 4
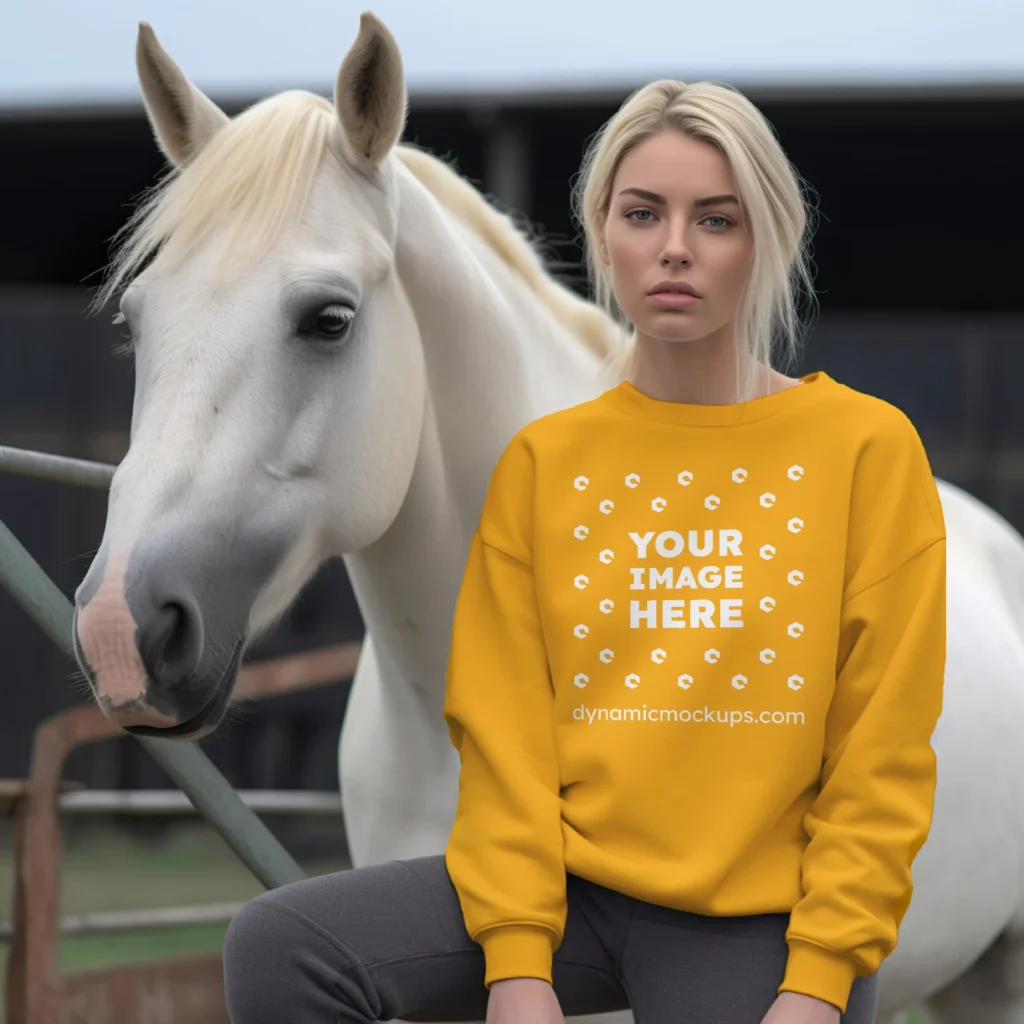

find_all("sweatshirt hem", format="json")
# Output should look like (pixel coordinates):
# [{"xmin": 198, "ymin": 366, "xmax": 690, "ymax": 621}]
[
  {"xmin": 477, "ymin": 924, "xmax": 559, "ymax": 987},
  {"xmin": 780, "ymin": 939, "xmax": 860, "ymax": 1013}
]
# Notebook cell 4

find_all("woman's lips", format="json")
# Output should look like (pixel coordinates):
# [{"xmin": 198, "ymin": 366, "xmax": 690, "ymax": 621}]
[{"xmin": 647, "ymin": 292, "xmax": 699, "ymax": 309}]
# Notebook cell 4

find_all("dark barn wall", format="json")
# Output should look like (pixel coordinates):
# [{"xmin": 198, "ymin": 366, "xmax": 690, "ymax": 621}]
[{"xmin": 0, "ymin": 90, "xmax": 1021, "ymax": 794}]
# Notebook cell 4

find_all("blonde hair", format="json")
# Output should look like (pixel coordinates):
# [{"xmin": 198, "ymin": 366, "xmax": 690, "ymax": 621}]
[{"xmin": 572, "ymin": 79, "xmax": 817, "ymax": 400}]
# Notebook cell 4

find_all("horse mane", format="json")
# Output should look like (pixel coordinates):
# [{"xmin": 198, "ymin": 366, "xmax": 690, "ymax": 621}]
[
  {"xmin": 394, "ymin": 145, "xmax": 619, "ymax": 360},
  {"xmin": 92, "ymin": 89, "xmax": 621, "ymax": 361},
  {"xmin": 92, "ymin": 90, "xmax": 336, "ymax": 312}
]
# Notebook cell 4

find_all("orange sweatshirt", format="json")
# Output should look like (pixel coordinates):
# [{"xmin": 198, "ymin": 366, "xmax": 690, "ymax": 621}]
[{"xmin": 442, "ymin": 370, "xmax": 946, "ymax": 1013}]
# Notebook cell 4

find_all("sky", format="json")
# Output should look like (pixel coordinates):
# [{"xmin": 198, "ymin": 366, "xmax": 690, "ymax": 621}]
[{"xmin": 3, "ymin": 0, "xmax": 1023, "ymax": 111}]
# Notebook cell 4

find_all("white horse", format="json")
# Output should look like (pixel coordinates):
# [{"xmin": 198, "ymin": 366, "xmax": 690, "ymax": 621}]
[{"xmin": 74, "ymin": 13, "xmax": 1024, "ymax": 1024}]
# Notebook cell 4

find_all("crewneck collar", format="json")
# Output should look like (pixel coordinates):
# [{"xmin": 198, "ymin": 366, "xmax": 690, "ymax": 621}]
[{"xmin": 600, "ymin": 371, "xmax": 831, "ymax": 427}]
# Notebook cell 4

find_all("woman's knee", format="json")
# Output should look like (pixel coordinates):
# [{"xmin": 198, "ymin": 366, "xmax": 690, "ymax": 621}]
[
  {"xmin": 223, "ymin": 886, "xmax": 342, "ymax": 1022},
  {"xmin": 222, "ymin": 859, "xmax": 463, "ymax": 1022},
  {"xmin": 224, "ymin": 891, "xmax": 285, "ymax": 978}
]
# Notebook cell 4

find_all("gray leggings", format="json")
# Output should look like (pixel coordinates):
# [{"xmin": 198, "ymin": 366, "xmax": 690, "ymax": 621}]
[{"xmin": 222, "ymin": 855, "xmax": 879, "ymax": 1023}]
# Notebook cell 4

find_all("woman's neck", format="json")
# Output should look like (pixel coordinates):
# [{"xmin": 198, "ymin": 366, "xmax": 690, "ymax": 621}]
[{"xmin": 629, "ymin": 326, "xmax": 799, "ymax": 405}]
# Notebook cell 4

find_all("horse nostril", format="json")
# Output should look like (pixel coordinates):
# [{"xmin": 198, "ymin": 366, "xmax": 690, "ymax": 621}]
[
  {"xmin": 138, "ymin": 596, "xmax": 204, "ymax": 690},
  {"xmin": 161, "ymin": 601, "xmax": 189, "ymax": 662}
]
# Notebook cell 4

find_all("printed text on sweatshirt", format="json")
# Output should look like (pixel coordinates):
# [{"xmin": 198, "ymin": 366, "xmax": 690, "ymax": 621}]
[{"xmin": 442, "ymin": 371, "xmax": 947, "ymax": 1013}]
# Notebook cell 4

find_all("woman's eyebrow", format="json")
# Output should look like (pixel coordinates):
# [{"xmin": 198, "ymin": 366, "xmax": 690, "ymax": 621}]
[{"xmin": 617, "ymin": 188, "xmax": 740, "ymax": 208}]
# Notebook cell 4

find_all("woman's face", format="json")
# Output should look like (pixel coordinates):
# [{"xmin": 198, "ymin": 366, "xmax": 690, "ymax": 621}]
[{"xmin": 601, "ymin": 129, "xmax": 753, "ymax": 345}]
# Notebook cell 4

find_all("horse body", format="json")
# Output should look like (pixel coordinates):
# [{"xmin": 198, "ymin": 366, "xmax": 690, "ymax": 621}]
[
  {"xmin": 337, "ymin": 153, "xmax": 612, "ymax": 865},
  {"xmin": 887, "ymin": 482, "xmax": 1024, "ymax": 1023},
  {"xmin": 73, "ymin": 14, "xmax": 1024, "ymax": 1023}
]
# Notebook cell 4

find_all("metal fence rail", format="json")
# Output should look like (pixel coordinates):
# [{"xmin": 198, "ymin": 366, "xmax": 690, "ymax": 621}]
[
  {"xmin": 0, "ymin": 444, "xmax": 115, "ymax": 489},
  {"xmin": 0, "ymin": 445, "xmax": 307, "ymax": 891},
  {"xmin": 0, "ymin": 789, "xmax": 343, "ymax": 944},
  {"xmin": 58, "ymin": 788, "xmax": 341, "ymax": 816},
  {"xmin": 0, "ymin": 903, "xmax": 245, "ymax": 942}
]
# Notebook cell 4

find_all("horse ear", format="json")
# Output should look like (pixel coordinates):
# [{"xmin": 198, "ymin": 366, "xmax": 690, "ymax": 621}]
[
  {"xmin": 334, "ymin": 12, "xmax": 408, "ymax": 172},
  {"xmin": 136, "ymin": 22, "xmax": 230, "ymax": 166}
]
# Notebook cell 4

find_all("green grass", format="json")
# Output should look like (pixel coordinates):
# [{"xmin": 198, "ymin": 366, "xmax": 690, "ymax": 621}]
[{"xmin": 55, "ymin": 922, "xmax": 230, "ymax": 973}]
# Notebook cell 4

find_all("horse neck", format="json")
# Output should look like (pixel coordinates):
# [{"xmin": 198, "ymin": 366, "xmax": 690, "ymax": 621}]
[{"xmin": 342, "ymin": 162, "xmax": 606, "ymax": 708}]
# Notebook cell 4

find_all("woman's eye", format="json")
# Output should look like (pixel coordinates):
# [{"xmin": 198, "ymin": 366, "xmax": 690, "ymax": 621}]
[
  {"xmin": 702, "ymin": 215, "xmax": 731, "ymax": 229},
  {"xmin": 303, "ymin": 304, "xmax": 354, "ymax": 341},
  {"xmin": 626, "ymin": 209, "xmax": 655, "ymax": 222}
]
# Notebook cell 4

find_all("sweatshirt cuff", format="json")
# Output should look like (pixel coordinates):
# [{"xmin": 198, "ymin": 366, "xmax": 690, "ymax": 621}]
[
  {"xmin": 478, "ymin": 925, "xmax": 557, "ymax": 987},
  {"xmin": 780, "ymin": 940, "xmax": 859, "ymax": 1013}
]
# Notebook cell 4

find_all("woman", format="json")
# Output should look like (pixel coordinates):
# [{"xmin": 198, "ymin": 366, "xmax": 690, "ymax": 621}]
[{"xmin": 223, "ymin": 79, "xmax": 945, "ymax": 1024}]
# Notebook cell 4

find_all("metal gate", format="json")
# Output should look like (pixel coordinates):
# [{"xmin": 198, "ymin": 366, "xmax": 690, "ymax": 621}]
[{"xmin": 0, "ymin": 444, "xmax": 356, "ymax": 1023}]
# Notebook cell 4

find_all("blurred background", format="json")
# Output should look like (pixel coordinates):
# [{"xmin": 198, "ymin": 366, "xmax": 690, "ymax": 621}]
[{"xmin": 0, "ymin": 0, "xmax": 1022, "ymax": 1018}]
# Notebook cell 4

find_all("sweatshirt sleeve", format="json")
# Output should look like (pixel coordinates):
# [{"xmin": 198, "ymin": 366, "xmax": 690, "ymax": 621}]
[
  {"xmin": 781, "ymin": 413, "xmax": 947, "ymax": 1011},
  {"xmin": 442, "ymin": 433, "xmax": 566, "ymax": 987}
]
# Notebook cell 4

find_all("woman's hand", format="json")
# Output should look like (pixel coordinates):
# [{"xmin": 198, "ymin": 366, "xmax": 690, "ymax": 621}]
[
  {"xmin": 760, "ymin": 992, "xmax": 841, "ymax": 1023},
  {"xmin": 485, "ymin": 977, "xmax": 566, "ymax": 1023}
]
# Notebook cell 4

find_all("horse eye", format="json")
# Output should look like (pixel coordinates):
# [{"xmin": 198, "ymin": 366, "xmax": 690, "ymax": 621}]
[
  {"xmin": 111, "ymin": 309, "xmax": 133, "ymax": 340},
  {"xmin": 303, "ymin": 304, "xmax": 354, "ymax": 341}
]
